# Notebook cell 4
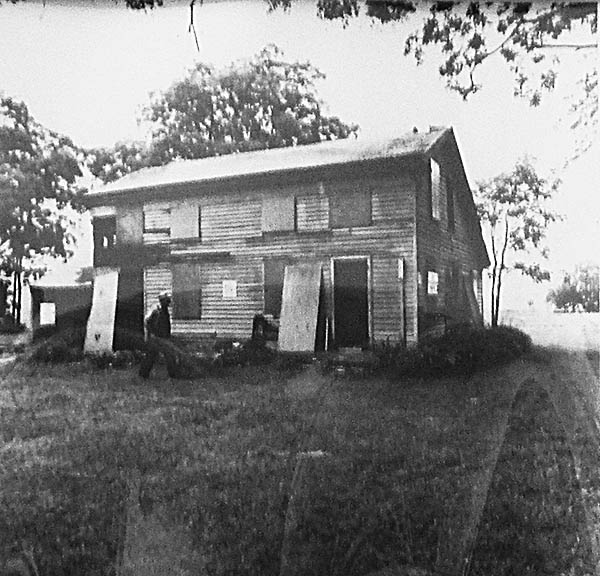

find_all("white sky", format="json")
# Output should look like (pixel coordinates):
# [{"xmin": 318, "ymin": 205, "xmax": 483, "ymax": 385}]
[{"xmin": 0, "ymin": 0, "xmax": 597, "ymax": 307}]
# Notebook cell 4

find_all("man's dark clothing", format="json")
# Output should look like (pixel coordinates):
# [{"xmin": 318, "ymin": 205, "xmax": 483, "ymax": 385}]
[
  {"xmin": 138, "ymin": 304, "xmax": 178, "ymax": 379},
  {"xmin": 145, "ymin": 305, "xmax": 171, "ymax": 339}
]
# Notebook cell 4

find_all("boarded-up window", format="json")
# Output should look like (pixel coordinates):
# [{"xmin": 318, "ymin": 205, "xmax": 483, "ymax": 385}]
[
  {"xmin": 171, "ymin": 201, "xmax": 200, "ymax": 240},
  {"xmin": 172, "ymin": 263, "xmax": 201, "ymax": 320},
  {"xmin": 262, "ymin": 194, "xmax": 296, "ymax": 232},
  {"xmin": 143, "ymin": 203, "xmax": 171, "ymax": 233},
  {"xmin": 264, "ymin": 259, "xmax": 289, "ymax": 317},
  {"xmin": 329, "ymin": 186, "xmax": 371, "ymax": 228},
  {"xmin": 430, "ymin": 159, "xmax": 441, "ymax": 221}
]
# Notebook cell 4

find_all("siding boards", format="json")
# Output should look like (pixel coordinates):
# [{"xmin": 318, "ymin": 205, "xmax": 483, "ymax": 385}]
[
  {"xmin": 296, "ymin": 194, "xmax": 328, "ymax": 231},
  {"xmin": 202, "ymin": 201, "xmax": 261, "ymax": 241},
  {"xmin": 416, "ymin": 148, "xmax": 486, "ymax": 329},
  {"xmin": 171, "ymin": 259, "xmax": 263, "ymax": 339},
  {"xmin": 372, "ymin": 256, "xmax": 404, "ymax": 342},
  {"xmin": 139, "ymin": 171, "xmax": 420, "ymax": 344},
  {"xmin": 144, "ymin": 265, "xmax": 172, "ymax": 316},
  {"xmin": 143, "ymin": 202, "xmax": 170, "ymax": 245}
]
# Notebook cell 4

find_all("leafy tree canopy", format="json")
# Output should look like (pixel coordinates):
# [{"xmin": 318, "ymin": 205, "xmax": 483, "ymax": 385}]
[
  {"xmin": 0, "ymin": 96, "xmax": 86, "ymax": 322},
  {"xmin": 474, "ymin": 158, "xmax": 561, "ymax": 326},
  {"xmin": 88, "ymin": 45, "xmax": 358, "ymax": 182}
]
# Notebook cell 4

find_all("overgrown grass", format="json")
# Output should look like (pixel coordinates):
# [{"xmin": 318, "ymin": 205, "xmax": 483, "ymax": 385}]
[{"xmin": 0, "ymin": 346, "xmax": 598, "ymax": 575}]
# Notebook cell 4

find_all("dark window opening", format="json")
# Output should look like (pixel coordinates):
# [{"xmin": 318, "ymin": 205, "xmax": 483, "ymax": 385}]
[
  {"xmin": 264, "ymin": 259, "xmax": 290, "ymax": 318},
  {"xmin": 172, "ymin": 263, "xmax": 202, "ymax": 320},
  {"xmin": 93, "ymin": 216, "xmax": 116, "ymax": 266}
]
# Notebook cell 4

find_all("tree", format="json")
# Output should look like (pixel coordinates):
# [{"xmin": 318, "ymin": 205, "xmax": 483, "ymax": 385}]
[
  {"xmin": 88, "ymin": 45, "xmax": 358, "ymax": 182},
  {"xmin": 0, "ymin": 97, "xmax": 86, "ymax": 325},
  {"xmin": 474, "ymin": 158, "xmax": 560, "ymax": 327},
  {"xmin": 272, "ymin": 2, "xmax": 597, "ymax": 155},
  {"xmin": 547, "ymin": 264, "xmax": 599, "ymax": 312}
]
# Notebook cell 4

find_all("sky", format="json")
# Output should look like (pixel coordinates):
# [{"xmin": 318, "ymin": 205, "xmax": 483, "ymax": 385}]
[{"xmin": 0, "ymin": 0, "xmax": 597, "ymax": 309}]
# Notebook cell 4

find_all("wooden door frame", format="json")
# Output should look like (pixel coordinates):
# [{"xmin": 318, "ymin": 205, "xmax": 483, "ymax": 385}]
[{"xmin": 330, "ymin": 255, "xmax": 372, "ymax": 347}]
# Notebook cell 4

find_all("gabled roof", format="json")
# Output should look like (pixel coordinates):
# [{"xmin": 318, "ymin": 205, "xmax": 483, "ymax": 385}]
[{"xmin": 87, "ymin": 127, "xmax": 450, "ymax": 199}]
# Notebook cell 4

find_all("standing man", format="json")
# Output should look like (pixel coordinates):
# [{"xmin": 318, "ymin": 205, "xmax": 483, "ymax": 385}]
[{"xmin": 139, "ymin": 291, "xmax": 179, "ymax": 379}]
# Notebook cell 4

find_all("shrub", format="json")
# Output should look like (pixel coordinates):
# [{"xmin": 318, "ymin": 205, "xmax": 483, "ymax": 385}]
[
  {"xmin": 86, "ymin": 349, "xmax": 143, "ymax": 370},
  {"xmin": 0, "ymin": 315, "xmax": 25, "ymax": 334},
  {"xmin": 29, "ymin": 337, "xmax": 84, "ymax": 364},
  {"xmin": 214, "ymin": 339, "xmax": 276, "ymax": 368},
  {"xmin": 374, "ymin": 324, "xmax": 532, "ymax": 378}
]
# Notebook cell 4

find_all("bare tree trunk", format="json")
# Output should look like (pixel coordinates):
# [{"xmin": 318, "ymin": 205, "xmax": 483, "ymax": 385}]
[
  {"xmin": 11, "ymin": 270, "xmax": 18, "ymax": 324},
  {"xmin": 490, "ymin": 265, "xmax": 498, "ymax": 327},
  {"xmin": 489, "ymin": 227, "xmax": 499, "ymax": 327},
  {"xmin": 15, "ymin": 269, "xmax": 22, "ymax": 326},
  {"xmin": 493, "ymin": 216, "xmax": 510, "ymax": 328}
]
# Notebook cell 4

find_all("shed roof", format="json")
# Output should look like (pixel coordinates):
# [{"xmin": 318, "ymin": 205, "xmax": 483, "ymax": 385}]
[{"xmin": 87, "ymin": 127, "xmax": 449, "ymax": 198}]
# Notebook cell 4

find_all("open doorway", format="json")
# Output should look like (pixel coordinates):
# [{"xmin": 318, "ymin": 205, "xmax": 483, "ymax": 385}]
[{"xmin": 332, "ymin": 257, "xmax": 369, "ymax": 348}]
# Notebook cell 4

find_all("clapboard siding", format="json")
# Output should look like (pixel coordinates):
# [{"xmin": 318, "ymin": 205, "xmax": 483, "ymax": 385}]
[
  {"xmin": 416, "ymin": 145, "xmax": 487, "ymax": 332},
  {"xmin": 144, "ymin": 264, "xmax": 172, "ymax": 316},
  {"xmin": 296, "ymin": 194, "xmax": 329, "ymax": 231},
  {"xmin": 202, "ymin": 201, "xmax": 261, "ymax": 241},
  {"xmin": 143, "ymin": 202, "xmax": 170, "ymax": 245},
  {"xmin": 371, "ymin": 256, "xmax": 404, "ymax": 342},
  {"xmin": 155, "ymin": 172, "xmax": 420, "ymax": 343},
  {"xmin": 171, "ymin": 259, "xmax": 263, "ymax": 339}
]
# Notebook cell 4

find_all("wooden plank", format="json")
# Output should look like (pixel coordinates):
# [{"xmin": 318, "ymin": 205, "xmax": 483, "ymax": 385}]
[
  {"xmin": 262, "ymin": 194, "xmax": 295, "ymax": 232},
  {"xmin": 171, "ymin": 200, "xmax": 199, "ymax": 240},
  {"xmin": 84, "ymin": 267, "xmax": 119, "ymax": 354},
  {"xmin": 278, "ymin": 263, "xmax": 322, "ymax": 352}
]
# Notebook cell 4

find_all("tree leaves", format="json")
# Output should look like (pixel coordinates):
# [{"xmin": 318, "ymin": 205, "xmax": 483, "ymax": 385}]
[
  {"xmin": 0, "ymin": 97, "xmax": 86, "ymax": 316},
  {"xmin": 474, "ymin": 158, "xmax": 561, "ymax": 325},
  {"xmin": 547, "ymin": 265, "xmax": 600, "ymax": 312},
  {"xmin": 88, "ymin": 45, "xmax": 358, "ymax": 183}
]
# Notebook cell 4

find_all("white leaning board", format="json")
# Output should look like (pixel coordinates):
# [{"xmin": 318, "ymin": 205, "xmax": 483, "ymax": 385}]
[
  {"xmin": 84, "ymin": 267, "xmax": 120, "ymax": 354},
  {"xmin": 278, "ymin": 263, "xmax": 322, "ymax": 352}
]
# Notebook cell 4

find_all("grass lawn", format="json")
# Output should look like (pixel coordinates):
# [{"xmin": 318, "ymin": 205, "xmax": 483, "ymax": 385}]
[{"xmin": 1, "ymin": 351, "xmax": 599, "ymax": 576}]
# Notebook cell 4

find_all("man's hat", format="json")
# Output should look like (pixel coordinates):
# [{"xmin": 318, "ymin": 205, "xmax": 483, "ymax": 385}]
[{"xmin": 158, "ymin": 291, "xmax": 171, "ymax": 302}]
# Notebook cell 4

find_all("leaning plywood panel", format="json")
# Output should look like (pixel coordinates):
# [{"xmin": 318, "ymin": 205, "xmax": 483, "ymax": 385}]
[
  {"xmin": 279, "ymin": 263, "xmax": 322, "ymax": 352},
  {"xmin": 84, "ymin": 267, "xmax": 119, "ymax": 354}
]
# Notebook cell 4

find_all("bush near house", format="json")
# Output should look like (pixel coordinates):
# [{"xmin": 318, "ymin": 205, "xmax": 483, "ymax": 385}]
[{"xmin": 373, "ymin": 325, "xmax": 532, "ymax": 378}]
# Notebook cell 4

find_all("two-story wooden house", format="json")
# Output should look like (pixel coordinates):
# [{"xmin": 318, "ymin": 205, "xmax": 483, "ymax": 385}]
[{"xmin": 85, "ymin": 126, "xmax": 489, "ymax": 349}]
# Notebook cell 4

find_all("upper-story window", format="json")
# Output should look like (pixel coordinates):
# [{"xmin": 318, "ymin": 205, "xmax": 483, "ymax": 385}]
[
  {"xmin": 262, "ymin": 194, "xmax": 296, "ymax": 233},
  {"xmin": 261, "ymin": 194, "xmax": 296, "ymax": 232},
  {"xmin": 92, "ymin": 216, "xmax": 116, "ymax": 266},
  {"xmin": 430, "ymin": 158, "xmax": 442, "ymax": 221},
  {"xmin": 143, "ymin": 203, "xmax": 171, "ymax": 234},
  {"xmin": 171, "ymin": 201, "xmax": 201, "ymax": 241},
  {"xmin": 329, "ymin": 185, "xmax": 371, "ymax": 228}
]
